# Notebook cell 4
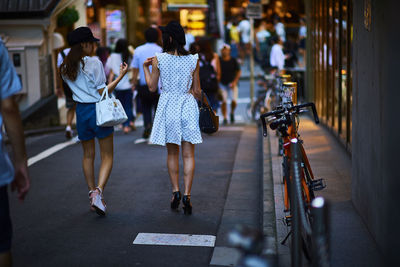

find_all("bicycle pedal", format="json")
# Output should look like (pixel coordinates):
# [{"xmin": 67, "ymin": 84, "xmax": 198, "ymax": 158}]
[
  {"xmin": 284, "ymin": 215, "xmax": 292, "ymax": 226},
  {"xmin": 310, "ymin": 178, "xmax": 326, "ymax": 191}
]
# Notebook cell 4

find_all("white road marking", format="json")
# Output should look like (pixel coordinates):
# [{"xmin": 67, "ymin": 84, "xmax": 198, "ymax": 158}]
[
  {"xmin": 28, "ymin": 139, "xmax": 76, "ymax": 167},
  {"xmin": 236, "ymin": 97, "xmax": 252, "ymax": 104},
  {"xmin": 134, "ymin": 138, "xmax": 148, "ymax": 144},
  {"xmin": 133, "ymin": 233, "xmax": 216, "ymax": 247}
]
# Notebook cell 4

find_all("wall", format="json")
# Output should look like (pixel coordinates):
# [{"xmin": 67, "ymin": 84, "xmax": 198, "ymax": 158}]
[
  {"xmin": 352, "ymin": 0, "xmax": 400, "ymax": 264},
  {"xmin": 0, "ymin": 25, "xmax": 44, "ymax": 110},
  {"xmin": 72, "ymin": 0, "xmax": 87, "ymax": 28}
]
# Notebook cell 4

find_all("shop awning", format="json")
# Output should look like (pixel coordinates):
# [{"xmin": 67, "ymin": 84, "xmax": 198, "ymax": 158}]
[
  {"xmin": 166, "ymin": 0, "xmax": 208, "ymax": 9},
  {"xmin": 0, "ymin": 0, "xmax": 60, "ymax": 19}
]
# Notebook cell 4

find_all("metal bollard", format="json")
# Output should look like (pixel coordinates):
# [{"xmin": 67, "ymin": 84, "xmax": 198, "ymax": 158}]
[{"xmin": 311, "ymin": 197, "xmax": 330, "ymax": 267}]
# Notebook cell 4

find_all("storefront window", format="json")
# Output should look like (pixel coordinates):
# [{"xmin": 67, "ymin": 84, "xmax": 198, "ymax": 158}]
[
  {"xmin": 310, "ymin": 0, "xmax": 352, "ymax": 148},
  {"xmin": 334, "ymin": 0, "xmax": 340, "ymax": 132},
  {"xmin": 340, "ymin": 0, "xmax": 348, "ymax": 140}
]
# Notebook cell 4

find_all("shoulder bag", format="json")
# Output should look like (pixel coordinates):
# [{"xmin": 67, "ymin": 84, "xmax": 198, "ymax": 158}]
[
  {"xmin": 96, "ymin": 87, "xmax": 128, "ymax": 127},
  {"xmin": 199, "ymin": 91, "xmax": 219, "ymax": 134}
]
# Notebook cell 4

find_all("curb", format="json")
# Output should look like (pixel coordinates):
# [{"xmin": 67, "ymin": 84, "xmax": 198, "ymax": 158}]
[
  {"xmin": 261, "ymin": 129, "xmax": 278, "ymax": 256},
  {"xmin": 3, "ymin": 126, "xmax": 66, "ymax": 144}
]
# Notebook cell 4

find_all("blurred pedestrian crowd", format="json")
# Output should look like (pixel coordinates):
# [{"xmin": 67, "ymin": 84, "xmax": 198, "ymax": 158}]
[{"xmin": 225, "ymin": 13, "xmax": 307, "ymax": 71}]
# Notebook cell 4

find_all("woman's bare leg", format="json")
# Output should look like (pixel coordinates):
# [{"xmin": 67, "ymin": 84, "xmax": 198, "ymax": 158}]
[
  {"xmin": 167, "ymin": 143, "xmax": 180, "ymax": 192},
  {"xmin": 97, "ymin": 134, "xmax": 114, "ymax": 191},
  {"xmin": 181, "ymin": 141, "xmax": 195, "ymax": 195},
  {"xmin": 81, "ymin": 139, "xmax": 96, "ymax": 190}
]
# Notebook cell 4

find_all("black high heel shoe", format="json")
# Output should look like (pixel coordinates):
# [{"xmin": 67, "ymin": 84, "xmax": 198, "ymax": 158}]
[
  {"xmin": 171, "ymin": 191, "xmax": 181, "ymax": 210},
  {"xmin": 182, "ymin": 195, "xmax": 192, "ymax": 215}
]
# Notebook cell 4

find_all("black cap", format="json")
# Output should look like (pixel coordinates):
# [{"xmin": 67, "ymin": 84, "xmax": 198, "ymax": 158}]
[
  {"xmin": 67, "ymin": 27, "xmax": 100, "ymax": 46},
  {"xmin": 159, "ymin": 21, "xmax": 186, "ymax": 45}
]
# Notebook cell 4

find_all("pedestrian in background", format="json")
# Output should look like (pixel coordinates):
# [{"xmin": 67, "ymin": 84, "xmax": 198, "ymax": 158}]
[
  {"xmin": 237, "ymin": 14, "xmax": 251, "ymax": 69},
  {"xmin": 106, "ymin": 38, "xmax": 135, "ymax": 134},
  {"xmin": 273, "ymin": 15, "xmax": 286, "ymax": 42},
  {"xmin": 0, "ymin": 38, "xmax": 30, "ymax": 267},
  {"xmin": 298, "ymin": 17, "xmax": 307, "ymax": 68},
  {"xmin": 255, "ymin": 20, "xmax": 271, "ymax": 69},
  {"xmin": 269, "ymin": 36, "xmax": 286, "ymax": 72},
  {"xmin": 189, "ymin": 42, "xmax": 200, "ymax": 55},
  {"xmin": 60, "ymin": 27, "xmax": 129, "ymax": 216},
  {"xmin": 143, "ymin": 21, "xmax": 202, "ymax": 215},
  {"xmin": 131, "ymin": 27, "xmax": 162, "ymax": 139},
  {"xmin": 284, "ymin": 35, "xmax": 299, "ymax": 68},
  {"xmin": 184, "ymin": 26, "xmax": 195, "ymax": 52},
  {"xmin": 227, "ymin": 17, "xmax": 240, "ymax": 60},
  {"xmin": 219, "ymin": 44, "xmax": 241, "ymax": 125},
  {"xmin": 96, "ymin": 46, "xmax": 111, "ymax": 76},
  {"xmin": 198, "ymin": 39, "xmax": 221, "ymax": 112},
  {"xmin": 57, "ymin": 46, "xmax": 76, "ymax": 139}
]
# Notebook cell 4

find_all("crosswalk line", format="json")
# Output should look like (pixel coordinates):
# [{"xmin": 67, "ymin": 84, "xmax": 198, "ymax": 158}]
[{"xmin": 133, "ymin": 233, "xmax": 216, "ymax": 247}]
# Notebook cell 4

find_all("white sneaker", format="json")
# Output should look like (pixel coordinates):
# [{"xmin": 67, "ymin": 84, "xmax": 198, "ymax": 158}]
[
  {"xmin": 73, "ymin": 136, "xmax": 80, "ymax": 143},
  {"xmin": 92, "ymin": 188, "xmax": 106, "ymax": 216}
]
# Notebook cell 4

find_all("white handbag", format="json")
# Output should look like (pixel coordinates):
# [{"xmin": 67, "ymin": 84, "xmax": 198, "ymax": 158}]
[{"xmin": 96, "ymin": 87, "xmax": 128, "ymax": 127}]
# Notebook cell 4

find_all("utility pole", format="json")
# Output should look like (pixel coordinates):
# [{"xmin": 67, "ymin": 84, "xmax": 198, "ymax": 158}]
[
  {"xmin": 246, "ymin": 0, "xmax": 262, "ymax": 109},
  {"xmin": 250, "ymin": 17, "xmax": 255, "ymax": 107}
]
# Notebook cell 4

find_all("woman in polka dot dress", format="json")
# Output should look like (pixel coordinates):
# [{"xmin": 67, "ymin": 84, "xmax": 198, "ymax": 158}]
[{"xmin": 143, "ymin": 21, "xmax": 202, "ymax": 215}]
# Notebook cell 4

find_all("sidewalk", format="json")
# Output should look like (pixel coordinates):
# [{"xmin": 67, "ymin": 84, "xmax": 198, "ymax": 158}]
[
  {"xmin": 210, "ymin": 125, "xmax": 262, "ymax": 266},
  {"xmin": 263, "ymin": 116, "xmax": 383, "ymax": 266}
]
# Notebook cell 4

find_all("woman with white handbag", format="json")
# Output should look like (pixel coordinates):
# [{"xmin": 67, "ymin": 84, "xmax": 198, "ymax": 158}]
[{"xmin": 60, "ymin": 27, "xmax": 129, "ymax": 216}]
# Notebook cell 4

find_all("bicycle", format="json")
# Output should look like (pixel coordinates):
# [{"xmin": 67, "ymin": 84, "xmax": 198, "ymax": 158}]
[
  {"xmin": 260, "ymin": 102, "xmax": 326, "ymax": 260},
  {"xmin": 246, "ymin": 73, "xmax": 280, "ymax": 122}
]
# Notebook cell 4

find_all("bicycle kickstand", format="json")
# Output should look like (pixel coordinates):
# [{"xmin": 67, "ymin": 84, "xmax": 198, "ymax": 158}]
[{"xmin": 281, "ymin": 230, "xmax": 292, "ymax": 245}]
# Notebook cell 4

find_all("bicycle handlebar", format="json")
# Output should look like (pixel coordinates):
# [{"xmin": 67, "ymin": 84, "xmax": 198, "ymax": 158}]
[
  {"xmin": 260, "ymin": 109, "xmax": 284, "ymax": 137},
  {"xmin": 270, "ymin": 117, "xmax": 291, "ymax": 130},
  {"xmin": 292, "ymin": 102, "xmax": 319, "ymax": 124},
  {"xmin": 260, "ymin": 102, "xmax": 319, "ymax": 137}
]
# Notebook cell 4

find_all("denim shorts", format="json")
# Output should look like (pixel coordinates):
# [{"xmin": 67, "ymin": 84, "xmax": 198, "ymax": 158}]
[
  {"xmin": 76, "ymin": 103, "xmax": 114, "ymax": 141},
  {"xmin": 0, "ymin": 185, "xmax": 12, "ymax": 253}
]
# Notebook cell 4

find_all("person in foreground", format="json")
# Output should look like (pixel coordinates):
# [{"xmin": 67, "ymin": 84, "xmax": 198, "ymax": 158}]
[
  {"xmin": 143, "ymin": 21, "xmax": 202, "ymax": 215},
  {"xmin": 60, "ymin": 27, "xmax": 129, "ymax": 216},
  {"xmin": 0, "ymin": 38, "xmax": 30, "ymax": 267}
]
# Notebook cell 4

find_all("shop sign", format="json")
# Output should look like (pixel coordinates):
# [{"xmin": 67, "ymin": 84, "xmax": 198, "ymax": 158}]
[{"xmin": 246, "ymin": 3, "xmax": 262, "ymax": 19}]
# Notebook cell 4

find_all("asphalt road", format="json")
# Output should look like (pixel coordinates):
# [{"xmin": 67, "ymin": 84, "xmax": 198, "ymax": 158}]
[
  {"xmin": 8, "ymin": 126, "xmax": 249, "ymax": 267},
  {"xmin": 7, "ymin": 76, "xmax": 263, "ymax": 267}
]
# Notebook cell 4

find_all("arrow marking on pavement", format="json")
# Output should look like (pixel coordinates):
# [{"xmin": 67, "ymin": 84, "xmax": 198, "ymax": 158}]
[
  {"xmin": 28, "ymin": 139, "xmax": 76, "ymax": 167},
  {"xmin": 133, "ymin": 233, "xmax": 216, "ymax": 247}
]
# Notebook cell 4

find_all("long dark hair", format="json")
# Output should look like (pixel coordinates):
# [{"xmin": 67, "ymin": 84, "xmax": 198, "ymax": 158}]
[
  {"xmin": 197, "ymin": 39, "xmax": 214, "ymax": 62},
  {"xmin": 161, "ymin": 31, "xmax": 189, "ymax": 56},
  {"xmin": 60, "ymin": 43, "xmax": 85, "ymax": 81},
  {"xmin": 115, "ymin": 38, "xmax": 132, "ymax": 64}
]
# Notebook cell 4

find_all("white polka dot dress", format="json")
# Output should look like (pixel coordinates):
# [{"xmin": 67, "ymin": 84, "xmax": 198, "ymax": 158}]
[{"xmin": 149, "ymin": 53, "xmax": 203, "ymax": 146}]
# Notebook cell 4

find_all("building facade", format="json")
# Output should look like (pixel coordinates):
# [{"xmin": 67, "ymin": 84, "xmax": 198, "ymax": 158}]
[{"xmin": 307, "ymin": 0, "xmax": 400, "ymax": 263}]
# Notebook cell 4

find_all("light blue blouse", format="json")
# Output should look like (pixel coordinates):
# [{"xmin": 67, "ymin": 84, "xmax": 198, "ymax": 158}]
[
  {"xmin": 63, "ymin": 56, "xmax": 106, "ymax": 103},
  {"xmin": 0, "ymin": 39, "xmax": 22, "ymax": 186}
]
